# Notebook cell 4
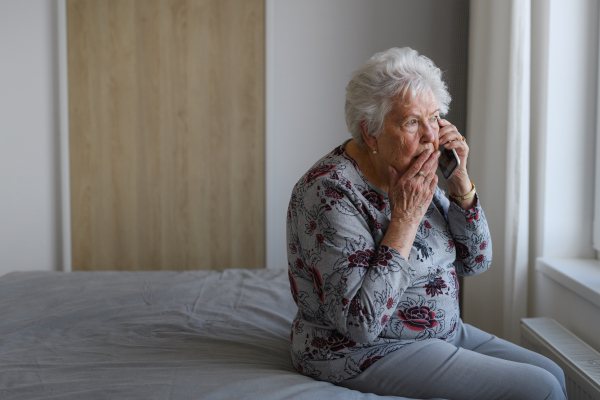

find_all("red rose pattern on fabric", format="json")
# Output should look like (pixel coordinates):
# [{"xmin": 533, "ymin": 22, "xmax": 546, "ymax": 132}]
[
  {"xmin": 289, "ymin": 270, "xmax": 299, "ymax": 306},
  {"xmin": 349, "ymin": 297, "xmax": 362, "ymax": 317},
  {"xmin": 307, "ymin": 265, "xmax": 325, "ymax": 304},
  {"xmin": 424, "ymin": 277, "xmax": 447, "ymax": 297},
  {"xmin": 371, "ymin": 245, "xmax": 393, "ymax": 266},
  {"xmin": 325, "ymin": 187, "xmax": 344, "ymax": 199},
  {"xmin": 361, "ymin": 189, "xmax": 387, "ymax": 211},
  {"xmin": 398, "ymin": 305, "xmax": 439, "ymax": 331},
  {"xmin": 347, "ymin": 249, "xmax": 374, "ymax": 268},
  {"xmin": 381, "ymin": 314, "xmax": 389, "ymax": 325},
  {"xmin": 327, "ymin": 331, "xmax": 357, "ymax": 352},
  {"xmin": 465, "ymin": 208, "xmax": 480, "ymax": 223},
  {"xmin": 368, "ymin": 214, "xmax": 382, "ymax": 231},
  {"xmin": 386, "ymin": 297, "xmax": 394, "ymax": 309},
  {"xmin": 331, "ymin": 146, "xmax": 344, "ymax": 157},
  {"xmin": 305, "ymin": 164, "xmax": 337, "ymax": 185},
  {"xmin": 316, "ymin": 234, "xmax": 325, "ymax": 244},
  {"xmin": 311, "ymin": 337, "xmax": 328, "ymax": 349},
  {"xmin": 455, "ymin": 241, "xmax": 470, "ymax": 259}
]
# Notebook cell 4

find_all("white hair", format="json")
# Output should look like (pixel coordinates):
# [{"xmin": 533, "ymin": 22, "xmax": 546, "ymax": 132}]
[{"xmin": 345, "ymin": 47, "xmax": 451, "ymax": 149}]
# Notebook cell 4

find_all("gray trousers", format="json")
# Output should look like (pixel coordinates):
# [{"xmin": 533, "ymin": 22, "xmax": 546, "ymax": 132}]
[{"xmin": 338, "ymin": 320, "xmax": 567, "ymax": 400}]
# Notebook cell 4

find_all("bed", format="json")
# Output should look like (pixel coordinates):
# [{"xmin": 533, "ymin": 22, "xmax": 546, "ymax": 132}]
[{"xmin": 0, "ymin": 269, "xmax": 418, "ymax": 399}]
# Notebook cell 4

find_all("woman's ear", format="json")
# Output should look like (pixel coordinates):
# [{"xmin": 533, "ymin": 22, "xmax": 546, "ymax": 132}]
[{"xmin": 360, "ymin": 120, "xmax": 377, "ymax": 151}]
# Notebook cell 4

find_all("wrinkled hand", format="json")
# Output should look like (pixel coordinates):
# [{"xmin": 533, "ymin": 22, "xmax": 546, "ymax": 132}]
[{"xmin": 388, "ymin": 149, "xmax": 440, "ymax": 225}]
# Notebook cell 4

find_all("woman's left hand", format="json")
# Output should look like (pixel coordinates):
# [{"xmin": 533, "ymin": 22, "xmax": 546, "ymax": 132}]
[{"xmin": 438, "ymin": 119, "xmax": 471, "ymax": 194}]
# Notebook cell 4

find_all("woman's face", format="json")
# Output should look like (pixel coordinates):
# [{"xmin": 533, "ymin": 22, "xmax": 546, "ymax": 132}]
[{"xmin": 375, "ymin": 89, "xmax": 440, "ymax": 177}]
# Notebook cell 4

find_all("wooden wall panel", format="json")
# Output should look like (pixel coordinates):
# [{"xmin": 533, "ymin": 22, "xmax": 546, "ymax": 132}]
[{"xmin": 67, "ymin": 0, "xmax": 265, "ymax": 270}]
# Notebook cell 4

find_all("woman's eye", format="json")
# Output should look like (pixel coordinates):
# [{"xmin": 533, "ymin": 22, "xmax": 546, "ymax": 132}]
[{"xmin": 406, "ymin": 119, "xmax": 417, "ymax": 125}]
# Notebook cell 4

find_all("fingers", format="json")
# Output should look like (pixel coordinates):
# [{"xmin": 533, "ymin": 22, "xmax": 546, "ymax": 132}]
[
  {"xmin": 388, "ymin": 153, "xmax": 439, "ymax": 223},
  {"xmin": 388, "ymin": 165, "xmax": 400, "ymax": 191},
  {"xmin": 437, "ymin": 118, "xmax": 453, "ymax": 128},
  {"xmin": 423, "ymin": 151, "xmax": 440, "ymax": 175},
  {"xmin": 442, "ymin": 136, "xmax": 469, "ymax": 163},
  {"xmin": 443, "ymin": 139, "xmax": 468, "ymax": 152},
  {"xmin": 438, "ymin": 119, "xmax": 468, "ymax": 162},
  {"xmin": 428, "ymin": 171, "xmax": 438, "ymax": 193},
  {"xmin": 438, "ymin": 119, "xmax": 462, "ymax": 146},
  {"xmin": 416, "ymin": 150, "xmax": 440, "ymax": 180},
  {"xmin": 407, "ymin": 149, "xmax": 435, "ymax": 178},
  {"xmin": 423, "ymin": 155, "xmax": 439, "ymax": 185}
]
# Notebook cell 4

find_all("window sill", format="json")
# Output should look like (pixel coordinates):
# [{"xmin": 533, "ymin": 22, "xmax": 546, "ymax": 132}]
[{"xmin": 536, "ymin": 257, "xmax": 600, "ymax": 309}]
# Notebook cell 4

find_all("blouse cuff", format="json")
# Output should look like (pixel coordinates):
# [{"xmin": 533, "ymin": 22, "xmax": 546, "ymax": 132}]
[
  {"xmin": 448, "ymin": 192, "xmax": 481, "ymax": 214},
  {"xmin": 447, "ymin": 192, "xmax": 486, "ymax": 231}
]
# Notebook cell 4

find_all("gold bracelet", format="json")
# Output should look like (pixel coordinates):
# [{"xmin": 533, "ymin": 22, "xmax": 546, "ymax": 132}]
[{"xmin": 449, "ymin": 181, "xmax": 476, "ymax": 201}]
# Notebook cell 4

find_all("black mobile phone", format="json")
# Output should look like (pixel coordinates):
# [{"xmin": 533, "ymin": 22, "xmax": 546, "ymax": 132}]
[{"xmin": 438, "ymin": 145, "xmax": 460, "ymax": 179}]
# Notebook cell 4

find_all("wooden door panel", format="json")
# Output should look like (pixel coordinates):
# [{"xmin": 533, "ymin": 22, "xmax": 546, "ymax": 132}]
[{"xmin": 68, "ymin": 0, "xmax": 264, "ymax": 270}]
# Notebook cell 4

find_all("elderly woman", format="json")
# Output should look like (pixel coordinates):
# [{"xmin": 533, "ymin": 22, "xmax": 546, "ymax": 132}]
[{"xmin": 286, "ymin": 48, "xmax": 566, "ymax": 400}]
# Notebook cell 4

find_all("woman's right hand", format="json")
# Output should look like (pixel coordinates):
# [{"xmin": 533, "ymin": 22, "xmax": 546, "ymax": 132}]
[
  {"xmin": 382, "ymin": 149, "xmax": 439, "ymax": 258},
  {"xmin": 388, "ymin": 149, "xmax": 439, "ymax": 223}
]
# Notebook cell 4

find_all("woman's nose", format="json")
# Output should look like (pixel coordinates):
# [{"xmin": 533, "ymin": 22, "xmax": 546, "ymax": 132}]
[{"xmin": 421, "ymin": 122, "xmax": 437, "ymax": 143}]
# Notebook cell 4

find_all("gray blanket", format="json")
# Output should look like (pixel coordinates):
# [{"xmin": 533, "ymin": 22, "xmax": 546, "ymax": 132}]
[{"xmin": 0, "ymin": 269, "xmax": 410, "ymax": 399}]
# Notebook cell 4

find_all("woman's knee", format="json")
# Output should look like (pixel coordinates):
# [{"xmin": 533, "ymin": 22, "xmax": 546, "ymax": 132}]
[
  {"xmin": 512, "ymin": 366, "xmax": 565, "ymax": 400},
  {"xmin": 536, "ymin": 355, "xmax": 566, "ymax": 390},
  {"xmin": 510, "ymin": 347, "xmax": 566, "ymax": 396},
  {"xmin": 466, "ymin": 333, "xmax": 566, "ymax": 396}
]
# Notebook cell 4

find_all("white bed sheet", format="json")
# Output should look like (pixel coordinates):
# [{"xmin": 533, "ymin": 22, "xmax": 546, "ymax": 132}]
[{"xmin": 0, "ymin": 269, "xmax": 411, "ymax": 399}]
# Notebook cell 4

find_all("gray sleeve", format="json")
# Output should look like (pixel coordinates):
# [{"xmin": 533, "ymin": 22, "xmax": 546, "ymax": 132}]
[{"xmin": 438, "ymin": 191, "xmax": 493, "ymax": 276}]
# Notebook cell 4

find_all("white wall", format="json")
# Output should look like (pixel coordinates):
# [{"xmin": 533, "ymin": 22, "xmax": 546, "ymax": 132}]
[
  {"xmin": 0, "ymin": 0, "xmax": 62, "ymax": 276},
  {"xmin": 266, "ymin": 0, "xmax": 470, "ymax": 269}
]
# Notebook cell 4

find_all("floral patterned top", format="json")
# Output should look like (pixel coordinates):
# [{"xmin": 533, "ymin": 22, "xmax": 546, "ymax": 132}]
[{"xmin": 286, "ymin": 140, "xmax": 492, "ymax": 384}]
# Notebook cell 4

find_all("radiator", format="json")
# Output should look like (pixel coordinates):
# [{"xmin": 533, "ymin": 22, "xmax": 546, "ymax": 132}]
[{"xmin": 521, "ymin": 318, "xmax": 600, "ymax": 400}]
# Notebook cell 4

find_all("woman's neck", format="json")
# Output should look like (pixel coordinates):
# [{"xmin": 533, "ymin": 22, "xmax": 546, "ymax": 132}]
[{"xmin": 344, "ymin": 140, "xmax": 389, "ymax": 192}]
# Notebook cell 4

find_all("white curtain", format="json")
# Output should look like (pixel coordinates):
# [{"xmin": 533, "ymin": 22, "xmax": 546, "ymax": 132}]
[
  {"xmin": 464, "ymin": 0, "xmax": 532, "ymax": 344},
  {"xmin": 503, "ymin": 0, "xmax": 531, "ymax": 344}
]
